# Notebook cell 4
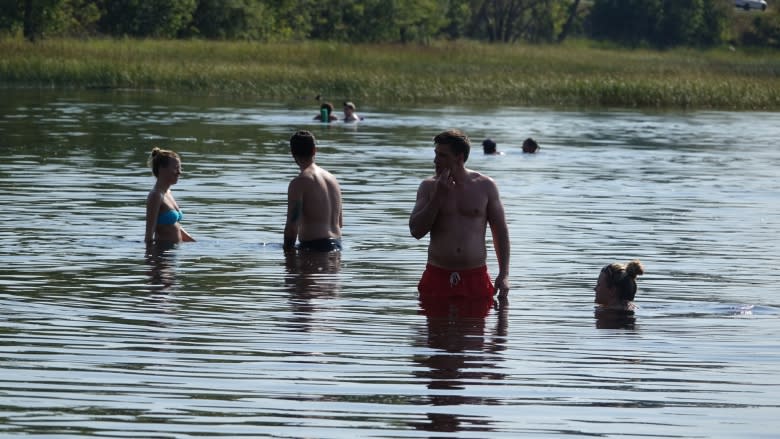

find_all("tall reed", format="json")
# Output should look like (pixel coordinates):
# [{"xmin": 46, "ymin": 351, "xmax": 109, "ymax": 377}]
[{"xmin": 2, "ymin": 38, "xmax": 779, "ymax": 109}]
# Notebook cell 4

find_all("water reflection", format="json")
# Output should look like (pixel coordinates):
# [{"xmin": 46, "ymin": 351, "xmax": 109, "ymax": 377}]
[
  {"xmin": 595, "ymin": 308, "xmax": 637, "ymax": 330},
  {"xmin": 411, "ymin": 305, "xmax": 508, "ymax": 433},
  {"xmin": 284, "ymin": 250, "xmax": 342, "ymax": 332},
  {"xmin": 145, "ymin": 242, "xmax": 178, "ymax": 293}
]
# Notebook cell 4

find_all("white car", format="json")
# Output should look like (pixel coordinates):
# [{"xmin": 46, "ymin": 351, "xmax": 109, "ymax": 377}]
[{"xmin": 735, "ymin": 0, "xmax": 767, "ymax": 11}]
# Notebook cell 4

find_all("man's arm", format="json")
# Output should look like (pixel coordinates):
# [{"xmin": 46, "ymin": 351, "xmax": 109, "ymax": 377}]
[
  {"xmin": 486, "ymin": 179, "xmax": 510, "ymax": 297},
  {"xmin": 409, "ymin": 179, "xmax": 438, "ymax": 239},
  {"xmin": 283, "ymin": 179, "xmax": 303, "ymax": 251}
]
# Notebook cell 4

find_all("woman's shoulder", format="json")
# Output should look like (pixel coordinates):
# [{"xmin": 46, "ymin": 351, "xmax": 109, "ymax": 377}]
[{"xmin": 146, "ymin": 188, "xmax": 164, "ymax": 202}]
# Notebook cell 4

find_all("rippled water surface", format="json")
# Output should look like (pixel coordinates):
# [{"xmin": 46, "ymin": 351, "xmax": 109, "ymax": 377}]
[{"xmin": 1, "ymin": 89, "xmax": 779, "ymax": 438}]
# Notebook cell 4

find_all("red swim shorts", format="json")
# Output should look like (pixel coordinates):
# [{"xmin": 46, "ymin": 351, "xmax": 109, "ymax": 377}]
[{"xmin": 417, "ymin": 264, "xmax": 494, "ymax": 319}]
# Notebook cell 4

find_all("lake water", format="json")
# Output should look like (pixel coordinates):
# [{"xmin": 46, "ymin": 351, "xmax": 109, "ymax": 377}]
[{"xmin": 1, "ymin": 89, "xmax": 779, "ymax": 438}]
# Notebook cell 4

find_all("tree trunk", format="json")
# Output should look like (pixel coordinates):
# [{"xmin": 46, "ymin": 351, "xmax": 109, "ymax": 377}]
[
  {"xmin": 23, "ymin": 0, "xmax": 36, "ymax": 42},
  {"xmin": 557, "ymin": 0, "xmax": 581, "ymax": 43}
]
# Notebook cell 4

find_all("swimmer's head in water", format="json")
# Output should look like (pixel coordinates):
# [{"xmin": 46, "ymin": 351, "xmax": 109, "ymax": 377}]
[
  {"xmin": 595, "ymin": 260, "xmax": 644, "ymax": 305},
  {"xmin": 522, "ymin": 137, "xmax": 539, "ymax": 153},
  {"xmin": 482, "ymin": 138, "xmax": 497, "ymax": 154},
  {"xmin": 320, "ymin": 102, "xmax": 334, "ymax": 115}
]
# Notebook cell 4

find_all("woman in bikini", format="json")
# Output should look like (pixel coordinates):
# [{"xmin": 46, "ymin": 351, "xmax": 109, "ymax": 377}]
[{"xmin": 145, "ymin": 147, "xmax": 195, "ymax": 247}]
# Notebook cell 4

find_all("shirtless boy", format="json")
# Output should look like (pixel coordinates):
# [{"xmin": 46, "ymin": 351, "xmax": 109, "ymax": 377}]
[{"xmin": 284, "ymin": 130, "xmax": 343, "ymax": 252}]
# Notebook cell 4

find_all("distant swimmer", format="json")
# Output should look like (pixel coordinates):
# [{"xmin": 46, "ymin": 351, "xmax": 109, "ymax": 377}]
[
  {"xmin": 594, "ymin": 259, "xmax": 645, "ymax": 312},
  {"xmin": 342, "ymin": 101, "xmax": 362, "ymax": 123},
  {"xmin": 314, "ymin": 102, "xmax": 339, "ymax": 123},
  {"xmin": 284, "ymin": 130, "xmax": 343, "ymax": 252},
  {"xmin": 522, "ymin": 137, "xmax": 540, "ymax": 153},
  {"xmin": 409, "ymin": 129, "xmax": 510, "ymax": 319},
  {"xmin": 145, "ymin": 147, "xmax": 195, "ymax": 247},
  {"xmin": 482, "ymin": 138, "xmax": 503, "ymax": 155}
]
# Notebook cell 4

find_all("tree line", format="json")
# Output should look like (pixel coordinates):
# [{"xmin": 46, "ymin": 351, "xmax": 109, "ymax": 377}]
[{"xmin": 2, "ymin": 0, "xmax": 779, "ymax": 47}]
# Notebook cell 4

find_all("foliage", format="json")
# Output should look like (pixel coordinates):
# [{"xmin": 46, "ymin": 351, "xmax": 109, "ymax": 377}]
[
  {"xmin": 0, "ymin": 0, "xmax": 22, "ymax": 36},
  {"xmin": 0, "ymin": 0, "xmax": 102, "ymax": 39},
  {"xmin": 699, "ymin": 0, "xmax": 734, "ymax": 45},
  {"xmin": 96, "ymin": 0, "xmax": 197, "ymax": 38},
  {"xmin": 462, "ymin": 0, "xmax": 565, "ymax": 43},
  {"xmin": 187, "ymin": 0, "xmax": 276, "ymax": 40},
  {"xmin": 0, "ymin": 0, "xmax": 771, "ymax": 48},
  {"xmin": 590, "ymin": 0, "xmax": 732, "ymax": 48},
  {"xmin": 0, "ymin": 0, "xmax": 596, "ymax": 44},
  {"xmin": 738, "ymin": 8, "xmax": 780, "ymax": 47}
]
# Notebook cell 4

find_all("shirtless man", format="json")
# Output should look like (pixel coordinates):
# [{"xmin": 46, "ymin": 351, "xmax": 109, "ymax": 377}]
[
  {"xmin": 409, "ymin": 129, "xmax": 510, "ymax": 318},
  {"xmin": 284, "ymin": 130, "xmax": 343, "ymax": 252}
]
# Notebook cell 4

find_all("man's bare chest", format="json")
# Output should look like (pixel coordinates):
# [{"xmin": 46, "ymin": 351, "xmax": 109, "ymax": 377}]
[{"xmin": 441, "ymin": 190, "xmax": 487, "ymax": 218}]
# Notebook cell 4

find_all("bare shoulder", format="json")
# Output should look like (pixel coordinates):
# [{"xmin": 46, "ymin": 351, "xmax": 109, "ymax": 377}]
[
  {"xmin": 317, "ymin": 165, "xmax": 338, "ymax": 180},
  {"xmin": 468, "ymin": 171, "xmax": 500, "ymax": 200},
  {"xmin": 467, "ymin": 170, "xmax": 497, "ymax": 186},
  {"xmin": 146, "ymin": 189, "xmax": 162, "ymax": 203},
  {"xmin": 418, "ymin": 176, "xmax": 436, "ymax": 189},
  {"xmin": 412, "ymin": 177, "xmax": 434, "ymax": 200},
  {"xmin": 288, "ymin": 174, "xmax": 310, "ymax": 193},
  {"xmin": 295, "ymin": 165, "xmax": 320, "ymax": 181},
  {"xmin": 320, "ymin": 167, "xmax": 342, "ymax": 191},
  {"xmin": 310, "ymin": 166, "xmax": 340, "ymax": 187}
]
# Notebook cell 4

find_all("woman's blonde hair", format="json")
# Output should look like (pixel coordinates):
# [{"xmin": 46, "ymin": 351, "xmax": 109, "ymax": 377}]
[{"xmin": 148, "ymin": 147, "xmax": 179, "ymax": 177}]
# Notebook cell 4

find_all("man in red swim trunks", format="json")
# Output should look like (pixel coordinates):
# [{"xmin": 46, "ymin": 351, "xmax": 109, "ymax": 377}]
[{"xmin": 409, "ymin": 129, "xmax": 510, "ymax": 319}]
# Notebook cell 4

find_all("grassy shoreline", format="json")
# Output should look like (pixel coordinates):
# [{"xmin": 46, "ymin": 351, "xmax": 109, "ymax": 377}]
[{"xmin": 2, "ymin": 38, "xmax": 780, "ymax": 110}]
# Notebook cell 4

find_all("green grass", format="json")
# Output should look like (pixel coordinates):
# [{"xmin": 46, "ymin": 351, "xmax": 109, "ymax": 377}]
[{"xmin": 2, "ymin": 38, "xmax": 780, "ymax": 109}]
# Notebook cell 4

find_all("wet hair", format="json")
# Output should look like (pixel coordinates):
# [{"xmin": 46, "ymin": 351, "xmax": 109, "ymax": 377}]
[
  {"xmin": 601, "ymin": 259, "xmax": 645, "ymax": 301},
  {"xmin": 434, "ymin": 129, "xmax": 471, "ymax": 162},
  {"xmin": 343, "ymin": 101, "xmax": 356, "ymax": 110},
  {"xmin": 290, "ymin": 130, "xmax": 316, "ymax": 157},
  {"xmin": 482, "ymin": 138, "xmax": 497, "ymax": 154},
  {"xmin": 522, "ymin": 137, "xmax": 539, "ymax": 153},
  {"xmin": 320, "ymin": 102, "xmax": 335, "ymax": 116},
  {"xmin": 148, "ymin": 147, "xmax": 180, "ymax": 177}
]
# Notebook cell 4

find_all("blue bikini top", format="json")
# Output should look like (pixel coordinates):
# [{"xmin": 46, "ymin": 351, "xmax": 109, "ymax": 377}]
[{"xmin": 158, "ymin": 209, "xmax": 183, "ymax": 225}]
